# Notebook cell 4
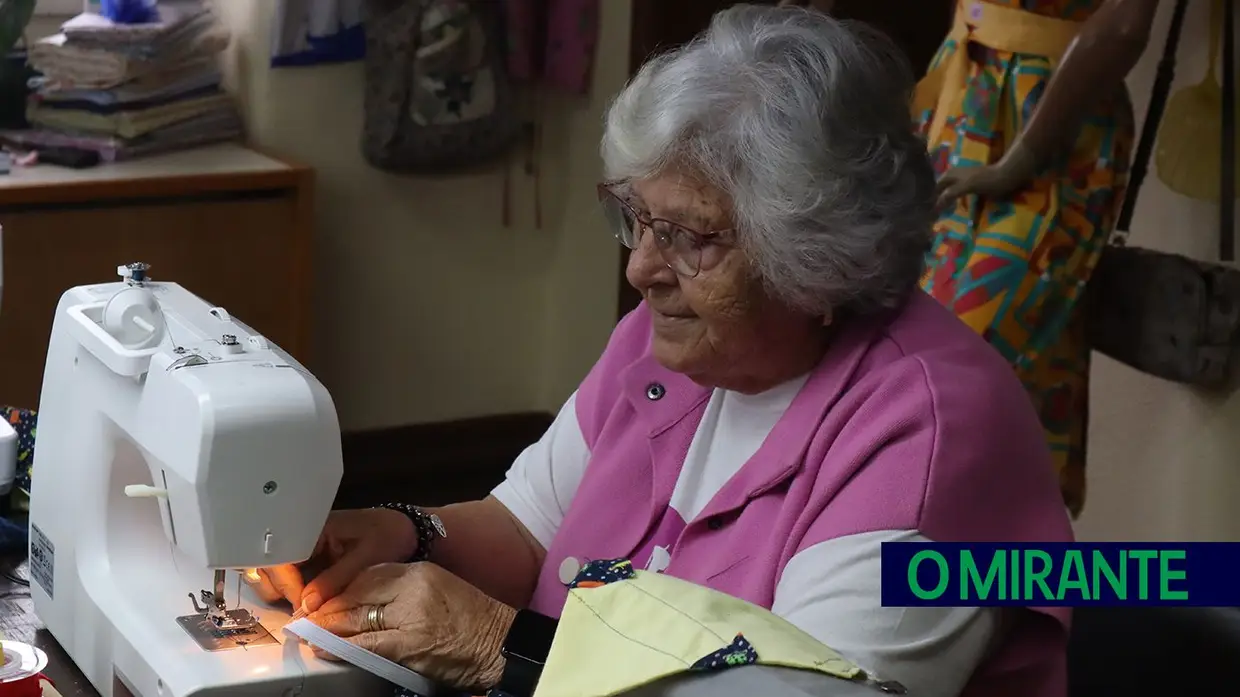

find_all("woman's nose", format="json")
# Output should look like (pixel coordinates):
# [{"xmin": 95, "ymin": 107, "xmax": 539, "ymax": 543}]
[{"xmin": 625, "ymin": 226, "xmax": 674, "ymax": 289}]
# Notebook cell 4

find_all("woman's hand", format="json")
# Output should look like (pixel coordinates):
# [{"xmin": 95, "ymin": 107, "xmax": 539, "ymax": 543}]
[
  {"xmin": 246, "ymin": 508, "xmax": 418, "ymax": 614},
  {"xmin": 307, "ymin": 563, "xmax": 517, "ymax": 692}
]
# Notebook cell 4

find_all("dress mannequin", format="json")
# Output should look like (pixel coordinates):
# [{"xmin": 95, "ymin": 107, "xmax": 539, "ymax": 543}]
[
  {"xmin": 916, "ymin": 0, "xmax": 1158, "ymax": 517},
  {"xmin": 777, "ymin": 0, "xmax": 1160, "ymax": 516}
]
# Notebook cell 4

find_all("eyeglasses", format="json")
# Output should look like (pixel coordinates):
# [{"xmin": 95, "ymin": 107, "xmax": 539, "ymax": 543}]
[{"xmin": 597, "ymin": 182, "xmax": 733, "ymax": 278}]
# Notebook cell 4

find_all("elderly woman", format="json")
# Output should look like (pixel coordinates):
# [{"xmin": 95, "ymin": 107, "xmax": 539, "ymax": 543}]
[{"xmin": 254, "ymin": 6, "xmax": 1072, "ymax": 697}]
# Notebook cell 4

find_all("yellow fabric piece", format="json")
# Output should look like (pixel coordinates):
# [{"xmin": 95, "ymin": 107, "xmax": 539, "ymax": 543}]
[
  {"xmin": 914, "ymin": 0, "xmax": 1083, "ymax": 147},
  {"xmin": 534, "ymin": 570, "xmax": 861, "ymax": 697}
]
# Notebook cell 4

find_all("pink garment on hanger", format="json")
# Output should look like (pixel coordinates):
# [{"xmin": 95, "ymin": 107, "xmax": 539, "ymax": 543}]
[{"xmin": 504, "ymin": 0, "xmax": 600, "ymax": 95}]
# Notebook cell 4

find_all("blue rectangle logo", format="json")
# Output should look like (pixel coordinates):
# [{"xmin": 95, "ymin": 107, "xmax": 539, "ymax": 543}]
[{"xmin": 880, "ymin": 542, "xmax": 1240, "ymax": 606}]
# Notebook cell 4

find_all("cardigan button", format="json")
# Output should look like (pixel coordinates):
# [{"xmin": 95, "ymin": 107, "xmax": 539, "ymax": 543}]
[
  {"xmin": 558, "ymin": 557, "xmax": 582, "ymax": 585},
  {"xmin": 645, "ymin": 383, "xmax": 666, "ymax": 401}
]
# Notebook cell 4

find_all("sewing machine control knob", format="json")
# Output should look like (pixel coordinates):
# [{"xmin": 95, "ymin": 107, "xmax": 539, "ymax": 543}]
[{"xmin": 124, "ymin": 484, "xmax": 168, "ymax": 498}]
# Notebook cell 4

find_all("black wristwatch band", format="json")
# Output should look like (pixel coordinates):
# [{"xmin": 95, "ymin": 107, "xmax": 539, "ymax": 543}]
[
  {"xmin": 376, "ymin": 503, "xmax": 445, "ymax": 563},
  {"xmin": 490, "ymin": 609, "xmax": 559, "ymax": 697}
]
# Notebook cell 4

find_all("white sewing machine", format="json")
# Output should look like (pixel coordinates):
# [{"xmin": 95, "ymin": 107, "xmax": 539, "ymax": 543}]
[{"xmin": 28, "ymin": 263, "xmax": 394, "ymax": 697}]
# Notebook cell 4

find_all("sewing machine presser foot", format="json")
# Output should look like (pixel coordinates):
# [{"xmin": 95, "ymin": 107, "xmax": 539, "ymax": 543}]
[
  {"xmin": 187, "ymin": 590, "xmax": 261, "ymax": 631},
  {"xmin": 176, "ymin": 585, "xmax": 279, "ymax": 652}
]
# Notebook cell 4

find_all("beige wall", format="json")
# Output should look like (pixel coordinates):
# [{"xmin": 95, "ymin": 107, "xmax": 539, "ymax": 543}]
[
  {"xmin": 1075, "ymin": 0, "xmax": 1240, "ymax": 542},
  {"xmin": 202, "ymin": 0, "xmax": 626, "ymax": 431},
  {"xmin": 32, "ymin": 2, "xmax": 1237, "ymax": 538}
]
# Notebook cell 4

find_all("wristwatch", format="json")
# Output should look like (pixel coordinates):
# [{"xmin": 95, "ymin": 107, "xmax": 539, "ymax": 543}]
[
  {"xmin": 377, "ymin": 503, "xmax": 446, "ymax": 563},
  {"xmin": 489, "ymin": 609, "xmax": 559, "ymax": 697}
]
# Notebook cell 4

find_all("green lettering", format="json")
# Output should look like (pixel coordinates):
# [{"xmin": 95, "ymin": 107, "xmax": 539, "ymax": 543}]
[
  {"xmin": 908, "ymin": 550, "xmax": 949, "ymax": 600},
  {"xmin": 1159, "ymin": 550, "xmax": 1188, "ymax": 600},
  {"xmin": 962, "ymin": 550, "xmax": 1004, "ymax": 600},
  {"xmin": 1008, "ymin": 546, "xmax": 1019, "ymax": 600},
  {"xmin": 1092, "ymin": 550, "xmax": 1126, "ymax": 599},
  {"xmin": 1023, "ymin": 550, "xmax": 1054, "ymax": 601},
  {"xmin": 1057, "ymin": 550, "xmax": 1090, "ymax": 600},
  {"xmin": 1130, "ymin": 550, "xmax": 1158, "ymax": 600}
]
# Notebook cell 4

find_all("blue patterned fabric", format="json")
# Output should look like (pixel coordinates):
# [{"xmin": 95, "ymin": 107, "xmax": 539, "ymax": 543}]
[
  {"xmin": 270, "ymin": 0, "xmax": 366, "ymax": 68},
  {"xmin": 691, "ymin": 633, "xmax": 759, "ymax": 672},
  {"xmin": 2, "ymin": 406, "xmax": 36, "ymax": 498},
  {"xmin": 100, "ymin": 0, "xmax": 158, "ymax": 24},
  {"xmin": 566, "ymin": 558, "xmax": 636, "ymax": 589}
]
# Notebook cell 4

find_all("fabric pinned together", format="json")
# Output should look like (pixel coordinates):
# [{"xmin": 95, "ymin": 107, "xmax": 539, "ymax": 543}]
[
  {"xmin": 689, "ymin": 634, "xmax": 759, "ymax": 672},
  {"xmin": 535, "ymin": 563, "xmax": 860, "ymax": 697},
  {"xmin": 565, "ymin": 558, "xmax": 636, "ymax": 589}
]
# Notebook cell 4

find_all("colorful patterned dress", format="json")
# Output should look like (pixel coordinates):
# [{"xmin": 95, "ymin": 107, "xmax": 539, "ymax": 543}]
[{"xmin": 916, "ymin": 0, "xmax": 1135, "ymax": 516}]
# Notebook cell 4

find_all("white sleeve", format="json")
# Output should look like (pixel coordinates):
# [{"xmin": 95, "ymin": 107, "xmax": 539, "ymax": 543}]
[
  {"xmin": 490, "ymin": 392, "xmax": 591, "ymax": 550},
  {"xmin": 772, "ymin": 529, "xmax": 1002, "ymax": 697}
]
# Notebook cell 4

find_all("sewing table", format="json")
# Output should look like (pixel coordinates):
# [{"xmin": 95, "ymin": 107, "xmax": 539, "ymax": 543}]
[{"xmin": 0, "ymin": 556, "xmax": 94, "ymax": 697}]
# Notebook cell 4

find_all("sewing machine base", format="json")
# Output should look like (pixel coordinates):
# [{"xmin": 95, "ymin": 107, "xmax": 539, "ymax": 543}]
[{"xmin": 175, "ymin": 613, "xmax": 280, "ymax": 652}]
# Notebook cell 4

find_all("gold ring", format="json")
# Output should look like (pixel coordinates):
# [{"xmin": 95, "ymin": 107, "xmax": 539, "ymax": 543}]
[{"xmin": 365, "ymin": 605, "xmax": 385, "ymax": 633}]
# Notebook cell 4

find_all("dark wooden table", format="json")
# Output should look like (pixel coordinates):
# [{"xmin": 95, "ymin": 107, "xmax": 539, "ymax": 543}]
[{"xmin": 1, "ymin": 555, "xmax": 98, "ymax": 697}]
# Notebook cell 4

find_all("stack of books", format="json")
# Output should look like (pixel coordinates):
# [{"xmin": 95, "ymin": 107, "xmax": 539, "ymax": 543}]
[{"xmin": 5, "ymin": 0, "xmax": 242, "ymax": 162}]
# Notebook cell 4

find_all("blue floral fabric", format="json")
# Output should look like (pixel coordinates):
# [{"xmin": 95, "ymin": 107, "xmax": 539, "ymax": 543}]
[
  {"xmin": 2, "ymin": 406, "xmax": 35, "ymax": 508},
  {"xmin": 690, "ymin": 633, "xmax": 759, "ymax": 671},
  {"xmin": 566, "ymin": 558, "xmax": 636, "ymax": 589}
]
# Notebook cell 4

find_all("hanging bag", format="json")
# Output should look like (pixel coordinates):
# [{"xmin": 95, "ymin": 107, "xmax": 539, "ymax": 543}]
[
  {"xmin": 1085, "ymin": 0, "xmax": 1240, "ymax": 389},
  {"xmin": 360, "ymin": 0, "xmax": 522, "ymax": 172}
]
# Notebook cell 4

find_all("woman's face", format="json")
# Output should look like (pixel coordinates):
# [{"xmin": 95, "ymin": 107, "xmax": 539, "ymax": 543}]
[{"xmin": 625, "ymin": 170, "xmax": 826, "ymax": 392}]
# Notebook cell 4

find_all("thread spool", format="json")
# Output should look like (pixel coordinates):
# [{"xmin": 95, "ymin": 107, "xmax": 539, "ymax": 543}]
[{"xmin": 0, "ymin": 640, "xmax": 51, "ymax": 697}]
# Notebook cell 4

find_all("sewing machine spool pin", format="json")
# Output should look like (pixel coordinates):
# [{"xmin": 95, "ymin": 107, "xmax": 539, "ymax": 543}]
[{"xmin": 119, "ymin": 262, "xmax": 151, "ymax": 286}]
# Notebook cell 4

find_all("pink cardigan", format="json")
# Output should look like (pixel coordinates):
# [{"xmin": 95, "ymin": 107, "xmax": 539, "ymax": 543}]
[{"xmin": 529, "ymin": 293, "xmax": 1075, "ymax": 697}]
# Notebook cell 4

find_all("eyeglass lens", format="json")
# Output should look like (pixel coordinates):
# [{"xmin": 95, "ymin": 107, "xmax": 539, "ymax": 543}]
[{"xmin": 600, "ymin": 194, "xmax": 703, "ymax": 277}]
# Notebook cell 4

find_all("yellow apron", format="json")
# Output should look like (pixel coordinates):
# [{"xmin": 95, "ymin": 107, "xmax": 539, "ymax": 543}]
[
  {"xmin": 535, "ymin": 567, "xmax": 864, "ymax": 697},
  {"xmin": 913, "ymin": 0, "xmax": 1083, "ymax": 147}
]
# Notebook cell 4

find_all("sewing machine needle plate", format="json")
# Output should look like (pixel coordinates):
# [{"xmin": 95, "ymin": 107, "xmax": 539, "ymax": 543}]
[{"xmin": 176, "ymin": 612, "xmax": 280, "ymax": 652}]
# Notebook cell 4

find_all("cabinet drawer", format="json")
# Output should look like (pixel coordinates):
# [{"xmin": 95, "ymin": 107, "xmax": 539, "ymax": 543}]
[{"xmin": 1, "ymin": 195, "xmax": 303, "ymax": 409}]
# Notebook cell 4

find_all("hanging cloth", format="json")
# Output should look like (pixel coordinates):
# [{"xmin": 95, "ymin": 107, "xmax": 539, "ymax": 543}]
[
  {"xmin": 501, "ymin": 0, "xmax": 600, "ymax": 229},
  {"xmin": 504, "ymin": 0, "xmax": 599, "ymax": 94},
  {"xmin": 270, "ymin": 0, "xmax": 366, "ymax": 68}
]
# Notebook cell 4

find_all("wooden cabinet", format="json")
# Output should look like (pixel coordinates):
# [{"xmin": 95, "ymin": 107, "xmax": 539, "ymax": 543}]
[{"xmin": 0, "ymin": 144, "xmax": 314, "ymax": 410}]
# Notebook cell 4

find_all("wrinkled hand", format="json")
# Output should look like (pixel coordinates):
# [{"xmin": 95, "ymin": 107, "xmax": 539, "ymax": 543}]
[
  {"xmin": 307, "ymin": 563, "xmax": 517, "ymax": 692},
  {"xmin": 936, "ymin": 159, "xmax": 1036, "ymax": 210},
  {"xmin": 246, "ymin": 508, "xmax": 418, "ymax": 614}
]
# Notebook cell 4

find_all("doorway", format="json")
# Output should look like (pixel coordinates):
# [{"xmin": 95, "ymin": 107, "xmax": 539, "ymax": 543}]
[{"xmin": 615, "ymin": 0, "xmax": 951, "ymax": 320}]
